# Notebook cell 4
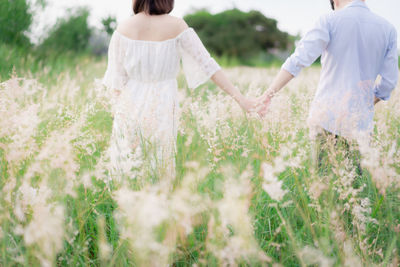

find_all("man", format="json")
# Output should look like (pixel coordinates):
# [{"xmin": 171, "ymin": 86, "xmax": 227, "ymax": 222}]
[{"xmin": 259, "ymin": 0, "xmax": 398, "ymax": 175}]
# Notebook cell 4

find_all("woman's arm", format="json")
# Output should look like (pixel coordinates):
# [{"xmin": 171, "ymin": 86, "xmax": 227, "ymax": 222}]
[
  {"xmin": 178, "ymin": 24, "xmax": 258, "ymax": 113},
  {"xmin": 211, "ymin": 70, "xmax": 258, "ymax": 113}
]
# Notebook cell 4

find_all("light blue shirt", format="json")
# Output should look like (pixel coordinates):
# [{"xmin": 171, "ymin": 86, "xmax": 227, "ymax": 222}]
[{"xmin": 282, "ymin": 0, "xmax": 398, "ymax": 140}]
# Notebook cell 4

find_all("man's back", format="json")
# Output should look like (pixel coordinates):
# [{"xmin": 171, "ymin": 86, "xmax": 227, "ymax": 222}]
[
  {"xmin": 282, "ymin": 0, "xmax": 398, "ymax": 139},
  {"xmin": 323, "ymin": 1, "xmax": 396, "ymax": 88}
]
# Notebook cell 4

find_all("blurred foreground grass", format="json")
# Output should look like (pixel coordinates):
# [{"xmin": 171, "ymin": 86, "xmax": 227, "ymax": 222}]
[{"xmin": 0, "ymin": 51, "xmax": 399, "ymax": 267}]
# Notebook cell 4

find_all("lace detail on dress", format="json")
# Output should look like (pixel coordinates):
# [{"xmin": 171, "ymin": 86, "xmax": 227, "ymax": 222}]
[
  {"xmin": 178, "ymin": 28, "xmax": 221, "ymax": 89},
  {"xmin": 102, "ymin": 32, "xmax": 129, "ymax": 90}
]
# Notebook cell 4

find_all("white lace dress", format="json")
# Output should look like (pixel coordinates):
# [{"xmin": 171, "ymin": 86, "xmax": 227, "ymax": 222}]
[{"xmin": 102, "ymin": 27, "xmax": 221, "ymax": 180}]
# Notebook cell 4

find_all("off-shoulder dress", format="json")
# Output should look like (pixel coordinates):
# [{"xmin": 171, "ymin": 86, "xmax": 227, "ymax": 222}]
[{"xmin": 102, "ymin": 28, "xmax": 221, "ymax": 179}]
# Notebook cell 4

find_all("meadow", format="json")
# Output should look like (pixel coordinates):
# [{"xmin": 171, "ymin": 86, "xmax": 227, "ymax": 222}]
[{"xmin": 0, "ymin": 55, "xmax": 399, "ymax": 267}]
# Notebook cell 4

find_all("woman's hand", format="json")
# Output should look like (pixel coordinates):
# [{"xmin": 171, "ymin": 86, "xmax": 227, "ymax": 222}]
[
  {"xmin": 256, "ymin": 92, "xmax": 273, "ymax": 117},
  {"xmin": 237, "ymin": 96, "xmax": 259, "ymax": 113},
  {"xmin": 236, "ymin": 94, "xmax": 271, "ymax": 117},
  {"xmin": 209, "ymin": 70, "xmax": 270, "ymax": 116},
  {"xmin": 114, "ymin": 89, "xmax": 122, "ymax": 97}
]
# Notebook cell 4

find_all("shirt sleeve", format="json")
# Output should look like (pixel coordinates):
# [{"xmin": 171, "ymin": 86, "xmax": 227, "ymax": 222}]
[
  {"xmin": 374, "ymin": 28, "xmax": 399, "ymax": 101},
  {"xmin": 102, "ymin": 33, "xmax": 129, "ymax": 90},
  {"xmin": 282, "ymin": 14, "xmax": 331, "ymax": 77},
  {"xmin": 178, "ymin": 28, "xmax": 221, "ymax": 89}
]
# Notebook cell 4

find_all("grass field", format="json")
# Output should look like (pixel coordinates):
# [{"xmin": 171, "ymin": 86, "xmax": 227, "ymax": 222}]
[{"xmin": 0, "ymin": 56, "xmax": 399, "ymax": 267}]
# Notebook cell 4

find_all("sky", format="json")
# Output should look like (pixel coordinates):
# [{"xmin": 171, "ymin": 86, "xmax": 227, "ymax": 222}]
[{"xmin": 31, "ymin": 0, "xmax": 400, "ymax": 47}]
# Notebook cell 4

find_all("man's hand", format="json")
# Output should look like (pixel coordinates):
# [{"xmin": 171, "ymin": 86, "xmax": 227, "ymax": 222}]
[
  {"xmin": 254, "ymin": 91, "xmax": 273, "ymax": 117},
  {"xmin": 239, "ymin": 94, "xmax": 277, "ymax": 118},
  {"xmin": 237, "ymin": 96, "xmax": 259, "ymax": 114},
  {"xmin": 236, "ymin": 95, "xmax": 270, "ymax": 118}
]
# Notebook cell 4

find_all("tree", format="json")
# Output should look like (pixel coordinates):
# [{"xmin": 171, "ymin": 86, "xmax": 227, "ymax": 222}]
[
  {"xmin": 102, "ymin": 15, "xmax": 117, "ymax": 36},
  {"xmin": 184, "ymin": 9, "xmax": 292, "ymax": 59},
  {"xmin": 39, "ymin": 8, "xmax": 92, "ymax": 53},
  {"xmin": 0, "ymin": 0, "xmax": 33, "ymax": 46}
]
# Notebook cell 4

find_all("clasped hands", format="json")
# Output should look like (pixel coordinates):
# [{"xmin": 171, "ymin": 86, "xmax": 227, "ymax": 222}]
[
  {"xmin": 237, "ymin": 91, "xmax": 274, "ymax": 118},
  {"xmin": 115, "ymin": 88, "xmax": 275, "ymax": 117}
]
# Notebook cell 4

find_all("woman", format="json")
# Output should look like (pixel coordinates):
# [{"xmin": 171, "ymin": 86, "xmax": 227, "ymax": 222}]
[{"xmin": 103, "ymin": 0, "xmax": 258, "ymax": 182}]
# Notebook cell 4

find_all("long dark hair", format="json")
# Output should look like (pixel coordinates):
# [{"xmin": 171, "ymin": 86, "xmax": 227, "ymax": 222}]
[
  {"xmin": 330, "ymin": 0, "xmax": 335, "ymax": 10},
  {"xmin": 133, "ymin": 0, "xmax": 175, "ymax": 15}
]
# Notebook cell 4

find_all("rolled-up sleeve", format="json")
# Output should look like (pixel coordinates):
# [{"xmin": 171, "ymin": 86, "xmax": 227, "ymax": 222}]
[
  {"xmin": 374, "ymin": 28, "xmax": 399, "ymax": 101},
  {"xmin": 282, "ymin": 14, "xmax": 331, "ymax": 77}
]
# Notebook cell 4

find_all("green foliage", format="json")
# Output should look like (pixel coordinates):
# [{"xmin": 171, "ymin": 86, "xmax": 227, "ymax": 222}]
[
  {"xmin": 0, "ymin": 0, "xmax": 32, "ymax": 46},
  {"xmin": 102, "ymin": 15, "xmax": 117, "ymax": 36},
  {"xmin": 39, "ymin": 8, "xmax": 92, "ymax": 54},
  {"xmin": 215, "ymin": 52, "xmax": 284, "ymax": 68},
  {"xmin": 184, "ymin": 9, "xmax": 292, "ymax": 59},
  {"xmin": 0, "ymin": 43, "xmax": 29, "ymax": 78},
  {"xmin": 0, "ymin": 43, "xmax": 99, "ymax": 82}
]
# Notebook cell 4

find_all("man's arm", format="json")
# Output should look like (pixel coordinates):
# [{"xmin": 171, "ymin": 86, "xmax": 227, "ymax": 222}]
[
  {"xmin": 263, "ymin": 69, "xmax": 294, "ymax": 99},
  {"xmin": 374, "ymin": 28, "xmax": 399, "ymax": 103},
  {"xmin": 259, "ymin": 14, "xmax": 331, "ymax": 113}
]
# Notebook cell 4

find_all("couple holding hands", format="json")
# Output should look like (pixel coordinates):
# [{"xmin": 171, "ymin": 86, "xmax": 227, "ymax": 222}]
[{"xmin": 103, "ymin": 0, "xmax": 398, "ymax": 178}]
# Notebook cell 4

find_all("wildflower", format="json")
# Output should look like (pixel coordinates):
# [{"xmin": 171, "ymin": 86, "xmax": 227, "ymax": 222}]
[
  {"xmin": 23, "ymin": 203, "xmax": 65, "ymax": 267},
  {"xmin": 261, "ymin": 163, "xmax": 288, "ymax": 202},
  {"xmin": 207, "ymin": 165, "xmax": 272, "ymax": 265},
  {"xmin": 98, "ymin": 215, "xmax": 112, "ymax": 262},
  {"xmin": 299, "ymin": 246, "xmax": 334, "ymax": 267}
]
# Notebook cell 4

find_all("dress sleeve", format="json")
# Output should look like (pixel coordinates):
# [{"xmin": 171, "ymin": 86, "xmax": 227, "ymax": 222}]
[
  {"xmin": 102, "ymin": 32, "xmax": 129, "ymax": 90},
  {"xmin": 178, "ymin": 28, "xmax": 221, "ymax": 89}
]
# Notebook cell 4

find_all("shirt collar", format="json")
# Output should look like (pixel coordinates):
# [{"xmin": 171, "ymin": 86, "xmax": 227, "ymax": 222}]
[{"xmin": 346, "ymin": 0, "xmax": 370, "ymax": 10}]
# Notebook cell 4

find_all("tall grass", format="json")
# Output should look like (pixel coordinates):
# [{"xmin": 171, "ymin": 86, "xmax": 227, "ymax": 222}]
[
  {"xmin": 0, "ymin": 44, "xmax": 101, "ymax": 84},
  {"xmin": 0, "ymin": 57, "xmax": 399, "ymax": 266}
]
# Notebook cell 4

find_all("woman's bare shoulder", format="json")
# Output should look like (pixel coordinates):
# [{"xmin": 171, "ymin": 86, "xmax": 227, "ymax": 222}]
[
  {"xmin": 116, "ymin": 16, "xmax": 136, "ymax": 34},
  {"xmin": 114, "ymin": 15, "xmax": 189, "ymax": 39},
  {"xmin": 162, "ymin": 15, "xmax": 189, "ymax": 35},
  {"xmin": 168, "ymin": 15, "xmax": 189, "ymax": 28}
]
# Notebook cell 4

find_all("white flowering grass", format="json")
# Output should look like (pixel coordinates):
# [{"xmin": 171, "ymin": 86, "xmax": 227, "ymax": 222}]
[{"xmin": 0, "ymin": 60, "xmax": 399, "ymax": 266}]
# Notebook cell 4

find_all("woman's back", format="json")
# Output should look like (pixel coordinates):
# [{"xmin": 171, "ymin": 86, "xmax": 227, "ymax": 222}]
[
  {"xmin": 103, "ymin": 1, "xmax": 256, "ymax": 183},
  {"xmin": 116, "ymin": 14, "xmax": 188, "ymax": 42},
  {"xmin": 103, "ymin": 13, "xmax": 220, "ymax": 87}
]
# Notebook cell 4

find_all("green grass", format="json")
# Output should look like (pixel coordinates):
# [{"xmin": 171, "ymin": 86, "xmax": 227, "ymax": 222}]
[
  {"xmin": 214, "ymin": 52, "xmax": 285, "ymax": 68},
  {"xmin": 0, "ymin": 43, "xmax": 102, "ymax": 84},
  {"xmin": 0, "ymin": 52, "xmax": 399, "ymax": 266}
]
